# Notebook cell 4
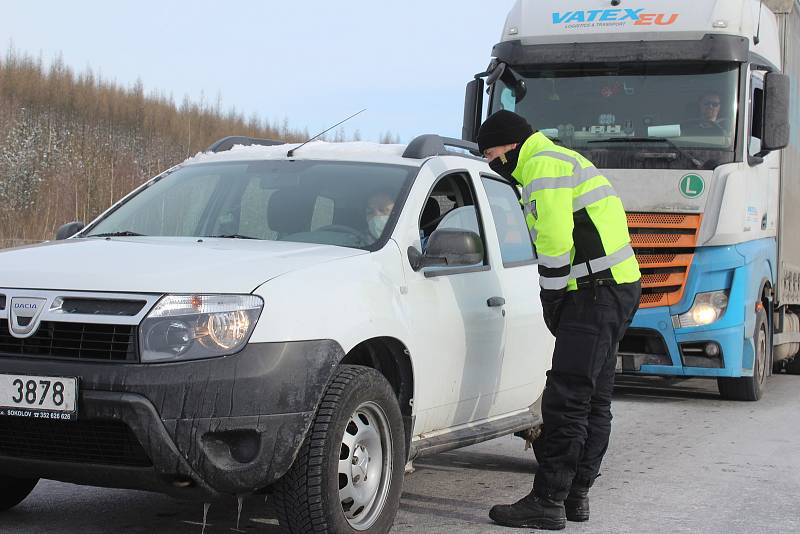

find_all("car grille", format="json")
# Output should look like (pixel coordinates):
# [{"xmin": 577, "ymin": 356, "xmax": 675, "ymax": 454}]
[
  {"xmin": 0, "ymin": 319, "xmax": 138, "ymax": 362},
  {"xmin": 627, "ymin": 213, "xmax": 701, "ymax": 309},
  {"xmin": 0, "ymin": 417, "xmax": 152, "ymax": 467}
]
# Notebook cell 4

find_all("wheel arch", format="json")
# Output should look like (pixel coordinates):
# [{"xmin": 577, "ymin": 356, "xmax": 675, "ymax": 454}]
[{"xmin": 340, "ymin": 337, "xmax": 415, "ymax": 456}]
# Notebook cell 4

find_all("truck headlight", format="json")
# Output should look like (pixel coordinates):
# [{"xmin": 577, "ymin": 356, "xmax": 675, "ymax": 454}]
[
  {"xmin": 140, "ymin": 295, "xmax": 263, "ymax": 362},
  {"xmin": 675, "ymin": 291, "xmax": 729, "ymax": 328}
]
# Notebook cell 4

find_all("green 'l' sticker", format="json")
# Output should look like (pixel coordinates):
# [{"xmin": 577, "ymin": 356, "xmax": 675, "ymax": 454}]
[{"xmin": 679, "ymin": 174, "xmax": 705, "ymax": 199}]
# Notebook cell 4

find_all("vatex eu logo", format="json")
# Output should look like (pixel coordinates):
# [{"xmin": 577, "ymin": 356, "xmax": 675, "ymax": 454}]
[{"xmin": 552, "ymin": 8, "xmax": 679, "ymax": 27}]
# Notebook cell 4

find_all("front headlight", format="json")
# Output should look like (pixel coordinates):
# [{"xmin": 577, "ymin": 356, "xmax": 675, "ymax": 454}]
[
  {"xmin": 140, "ymin": 295, "xmax": 263, "ymax": 362},
  {"xmin": 675, "ymin": 291, "xmax": 729, "ymax": 328}
]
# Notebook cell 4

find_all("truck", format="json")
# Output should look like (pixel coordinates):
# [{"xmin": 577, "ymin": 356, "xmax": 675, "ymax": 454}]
[
  {"xmin": 463, "ymin": 0, "xmax": 800, "ymax": 401},
  {"xmin": 0, "ymin": 135, "xmax": 551, "ymax": 532}
]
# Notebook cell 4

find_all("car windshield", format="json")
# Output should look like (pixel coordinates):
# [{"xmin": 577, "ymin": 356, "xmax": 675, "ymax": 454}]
[
  {"xmin": 490, "ymin": 62, "xmax": 740, "ymax": 169},
  {"xmin": 85, "ymin": 160, "xmax": 416, "ymax": 250}
]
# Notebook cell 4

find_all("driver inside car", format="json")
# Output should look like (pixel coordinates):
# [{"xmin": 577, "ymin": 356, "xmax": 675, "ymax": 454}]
[{"xmin": 366, "ymin": 191, "xmax": 395, "ymax": 240}]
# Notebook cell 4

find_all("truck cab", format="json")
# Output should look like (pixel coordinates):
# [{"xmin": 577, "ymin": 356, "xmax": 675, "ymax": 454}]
[{"xmin": 464, "ymin": 0, "xmax": 799, "ymax": 400}]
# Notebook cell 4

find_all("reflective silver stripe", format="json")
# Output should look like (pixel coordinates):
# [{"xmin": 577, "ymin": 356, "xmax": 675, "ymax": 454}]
[
  {"xmin": 573, "ymin": 185, "xmax": 617, "ymax": 212},
  {"xmin": 536, "ymin": 151, "xmax": 579, "ymax": 166},
  {"xmin": 540, "ymin": 274, "xmax": 570, "ymax": 290},
  {"xmin": 576, "ymin": 165, "xmax": 604, "ymax": 183},
  {"xmin": 520, "ymin": 156, "xmax": 603, "ymax": 200},
  {"xmin": 538, "ymin": 251, "xmax": 571, "ymax": 269},
  {"xmin": 522, "ymin": 176, "xmax": 574, "ymax": 197},
  {"xmin": 538, "ymin": 151, "xmax": 602, "ymax": 184},
  {"xmin": 570, "ymin": 263, "xmax": 590, "ymax": 279},
  {"xmin": 570, "ymin": 244, "xmax": 635, "ymax": 280}
]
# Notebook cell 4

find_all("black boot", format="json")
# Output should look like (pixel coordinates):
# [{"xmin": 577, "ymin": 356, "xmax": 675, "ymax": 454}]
[
  {"xmin": 489, "ymin": 493, "xmax": 566, "ymax": 530},
  {"xmin": 565, "ymin": 485, "xmax": 590, "ymax": 522}
]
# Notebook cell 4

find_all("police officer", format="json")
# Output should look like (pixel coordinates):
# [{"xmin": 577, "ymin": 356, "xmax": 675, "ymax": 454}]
[{"xmin": 477, "ymin": 111, "xmax": 641, "ymax": 530}]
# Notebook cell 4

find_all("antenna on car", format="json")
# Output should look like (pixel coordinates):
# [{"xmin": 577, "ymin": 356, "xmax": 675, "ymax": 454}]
[
  {"xmin": 287, "ymin": 109, "xmax": 367, "ymax": 157},
  {"xmin": 754, "ymin": 0, "xmax": 764, "ymax": 45}
]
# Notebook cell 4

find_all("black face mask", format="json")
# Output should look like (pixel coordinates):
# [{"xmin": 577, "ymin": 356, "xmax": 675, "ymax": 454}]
[{"xmin": 488, "ymin": 145, "xmax": 521, "ymax": 181}]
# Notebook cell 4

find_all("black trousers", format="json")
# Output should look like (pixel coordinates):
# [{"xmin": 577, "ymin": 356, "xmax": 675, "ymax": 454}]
[{"xmin": 533, "ymin": 281, "xmax": 641, "ymax": 501}]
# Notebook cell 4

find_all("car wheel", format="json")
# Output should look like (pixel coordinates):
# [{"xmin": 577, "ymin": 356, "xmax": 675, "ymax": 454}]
[
  {"xmin": 0, "ymin": 476, "xmax": 38, "ymax": 512},
  {"xmin": 274, "ymin": 365, "xmax": 405, "ymax": 533},
  {"xmin": 718, "ymin": 308, "xmax": 769, "ymax": 401}
]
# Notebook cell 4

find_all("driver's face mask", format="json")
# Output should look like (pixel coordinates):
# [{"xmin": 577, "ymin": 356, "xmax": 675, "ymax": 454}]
[{"xmin": 368, "ymin": 215, "xmax": 390, "ymax": 239}]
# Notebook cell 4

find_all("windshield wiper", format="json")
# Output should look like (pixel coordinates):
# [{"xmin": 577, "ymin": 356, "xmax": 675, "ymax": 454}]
[
  {"xmin": 204, "ymin": 234, "xmax": 260, "ymax": 240},
  {"xmin": 89, "ymin": 231, "xmax": 147, "ymax": 237},
  {"xmin": 587, "ymin": 137, "xmax": 703, "ymax": 169}
]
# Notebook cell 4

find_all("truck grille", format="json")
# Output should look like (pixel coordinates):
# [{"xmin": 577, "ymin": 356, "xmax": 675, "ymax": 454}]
[
  {"xmin": 0, "ymin": 417, "xmax": 151, "ymax": 467},
  {"xmin": 0, "ymin": 319, "xmax": 138, "ymax": 362},
  {"xmin": 627, "ymin": 213, "xmax": 701, "ymax": 309}
]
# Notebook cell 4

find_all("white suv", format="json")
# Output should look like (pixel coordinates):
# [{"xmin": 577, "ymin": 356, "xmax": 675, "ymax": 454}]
[{"xmin": 0, "ymin": 135, "xmax": 551, "ymax": 532}]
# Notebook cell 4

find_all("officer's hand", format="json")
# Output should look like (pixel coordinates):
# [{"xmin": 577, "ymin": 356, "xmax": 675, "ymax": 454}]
[{"xmin": 540, "ymin": 289, "xmax": 566, "ymax": 337}]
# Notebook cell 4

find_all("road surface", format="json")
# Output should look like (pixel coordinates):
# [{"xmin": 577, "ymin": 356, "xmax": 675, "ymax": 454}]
[{"xmin": 3, "ymin": 376, "xmax": 799, "ymax": 533}]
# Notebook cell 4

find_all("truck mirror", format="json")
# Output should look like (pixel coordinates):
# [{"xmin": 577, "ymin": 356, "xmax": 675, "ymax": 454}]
[
  {"xmin": 462, "ymin": 78, "xmax": 484, "ymax": 143},
  {"xmin": 761, "ymin": 72, "xmax": 791, "ymax": 152},
  {"xmin": 55, "ymin": 221, "xmax": 85, "ymax": 240}
]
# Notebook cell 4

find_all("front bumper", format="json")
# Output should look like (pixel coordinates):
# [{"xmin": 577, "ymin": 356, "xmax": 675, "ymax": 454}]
[
  {"xmin": 0, "ymin": 340, "xmax": 343, "ymax": 499},
  {"xmin": 619, "ymin": 241, "xmax": 775, "ymax": 379},
  {"xmin": 621, "ymin": 305, "xmax": 746, "ymax": 378}
]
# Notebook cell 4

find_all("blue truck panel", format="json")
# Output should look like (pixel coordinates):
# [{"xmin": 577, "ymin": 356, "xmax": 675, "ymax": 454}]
[{"xmin": 627, "ymin": 238, "xmax": 776, "ymax": 378}]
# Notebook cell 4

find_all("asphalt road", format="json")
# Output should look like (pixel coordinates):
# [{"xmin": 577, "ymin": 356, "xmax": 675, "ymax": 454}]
[{"xmin": 3, "ymin": 376, "xmax": 799, "ymax": 534}]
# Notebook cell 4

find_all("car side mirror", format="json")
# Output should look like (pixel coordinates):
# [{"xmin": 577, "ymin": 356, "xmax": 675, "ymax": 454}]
[
  {"xmin": 761, "ymin": 72, "xmax": 790, "ymax": 153},
  {"xmin": 55, "ymin": 221, "xmax": 85, "ymax": 240},
  {"xmin": 408, "ymin": 228, "xmax": 484, "ymax": 272}
]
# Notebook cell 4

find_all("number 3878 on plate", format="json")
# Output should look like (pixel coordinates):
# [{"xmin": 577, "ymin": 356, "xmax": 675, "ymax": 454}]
[{"xmin": 0, "ymin": 374, "xmax": 78, "ymax": 420}]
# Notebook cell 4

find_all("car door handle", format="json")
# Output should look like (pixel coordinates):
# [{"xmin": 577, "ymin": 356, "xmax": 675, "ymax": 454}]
[{"xmin": 487, "ymin": 296, "xmax": 506, "ymax": 307}]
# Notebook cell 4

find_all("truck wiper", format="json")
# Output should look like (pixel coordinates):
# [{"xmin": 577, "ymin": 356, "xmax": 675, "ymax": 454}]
[
  {"xmin": 204, "ymin": 234, "xmax": 260, "ymax": 240},
  {"xmin": 89, "ymin": 231, "xmax": 147, "ymax": 237},
  {"xmin": 587, "ymin": 137, "xmax": 703, "ymax": 169}
]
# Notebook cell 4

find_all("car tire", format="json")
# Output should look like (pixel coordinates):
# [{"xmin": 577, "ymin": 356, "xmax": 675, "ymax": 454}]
[
  {"xmin": 274, "ymin": 365, "xmax": 405, "ymax": 533},
  {"xmin": 0, "ymin": 476, "xmax": 38, "ymax": 512},
  {"xmin": 718, "ymin": 308, "xmax": 769, "ymax": 401}
]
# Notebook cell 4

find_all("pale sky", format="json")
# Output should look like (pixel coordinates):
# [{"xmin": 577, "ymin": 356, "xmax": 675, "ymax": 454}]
[{"xmin": 2, "ymin": 1, "xmax": 514, "ymax": 142}]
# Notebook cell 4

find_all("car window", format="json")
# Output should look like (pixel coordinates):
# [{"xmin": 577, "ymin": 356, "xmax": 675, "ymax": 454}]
[
  {"xmin": 418, "ymin": 172, "xmax": 487, "ymax": 273},
  {"xmin": 115, "ymin": 171, "xmax": 223, "ymax": 237},
  {"xmin": 438, "ymin": 206, "xmax": 480, "ymax": 234},
  {"xmin": 85, "ymin": 160, "xmax": 416, "ymax": 250},
  {"xmin": 237, "ymin": 182, "xmax": 278, "ymax": 240},
  {"xmin": 481, "ymin": 176, "xmax": 536, "ymax": 266},
  {"xmin": 311, "ymin": 196, "xmax": 335, "ymax": 230}
]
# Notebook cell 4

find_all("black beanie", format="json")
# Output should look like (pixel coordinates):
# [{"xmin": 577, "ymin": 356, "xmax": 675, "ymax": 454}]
[{"xmin": 477, "ymin": 110, "xmax": 534, "ymax": 154}]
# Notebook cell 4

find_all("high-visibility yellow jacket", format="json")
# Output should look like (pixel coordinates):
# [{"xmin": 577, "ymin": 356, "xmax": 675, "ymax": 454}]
[{"xmin": 510, "ymin": 132, "xmax": 641, "ymax": 293}]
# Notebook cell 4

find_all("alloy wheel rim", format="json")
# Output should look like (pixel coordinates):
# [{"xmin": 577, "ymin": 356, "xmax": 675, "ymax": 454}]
[{"xmin": 337, "ymin": 401, "xmax": 393, "ymax": 530}]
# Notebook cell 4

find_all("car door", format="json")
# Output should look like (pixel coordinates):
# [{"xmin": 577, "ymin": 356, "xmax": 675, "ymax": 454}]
[
  {"xmin": 394, "ymin": 165, "xmax": 507, "ymax": 435},
  {"xmin": 478, "ymin": 174, "xmax": 553, "ymax": 415}
]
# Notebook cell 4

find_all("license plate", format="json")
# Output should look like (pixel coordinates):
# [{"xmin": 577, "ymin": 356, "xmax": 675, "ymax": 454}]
[{"xmin": 0, "ymin": 374, "xmax": 78, "ymax": 420}]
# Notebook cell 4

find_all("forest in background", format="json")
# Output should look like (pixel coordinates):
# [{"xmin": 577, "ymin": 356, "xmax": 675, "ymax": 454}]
[{"xmin": 0, "ymin": 49, "xmax": 397, "ymax": 246}]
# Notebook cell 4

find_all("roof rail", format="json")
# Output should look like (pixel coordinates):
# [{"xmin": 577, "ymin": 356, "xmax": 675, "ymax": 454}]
[
  {"xmin": 206, "ymin": 136, "xmax": 286, "ymax": 153},
  {"xmin": 402, "ymin": 134, "xmax": 483, "ymax": 160}
]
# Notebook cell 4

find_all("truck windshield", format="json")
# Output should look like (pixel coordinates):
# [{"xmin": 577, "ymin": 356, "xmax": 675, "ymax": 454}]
[
  {"xmin": 490, "ymin": 62, "xmax": 740, "ymax": 170},
  {"xmin": 84, "ymin": 160, "xmax": 416, "ymax": 250}
]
